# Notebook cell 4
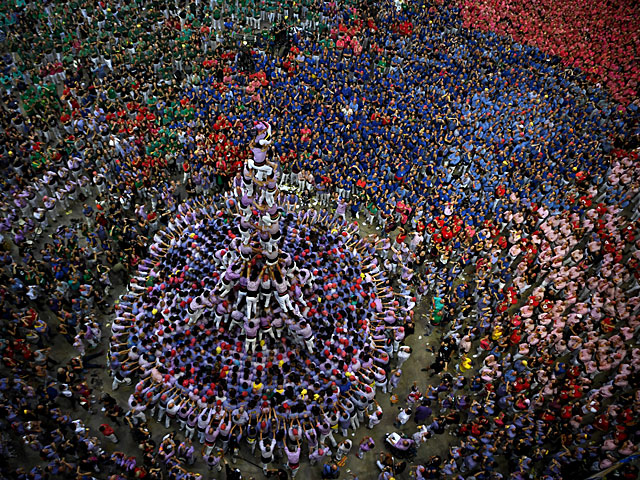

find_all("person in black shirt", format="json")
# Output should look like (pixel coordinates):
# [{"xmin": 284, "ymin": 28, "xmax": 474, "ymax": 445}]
[
  {"xmin": 422, "ymin": 355, "xmax": 447, "ymax": 377},
  {"xmin": 224, "ymin": 458, "xmax": 243, "ymax": 479},
  {"xmin": 438, "ymin": 337, "xmax": 455, "ymax": 362},
  {"xmin": 265, "ymin": 467, "xmax": 289, "ymax": 479},
  {"xmin": 229, "ymin": 428, "xmax": 241, "ymax": 464}
]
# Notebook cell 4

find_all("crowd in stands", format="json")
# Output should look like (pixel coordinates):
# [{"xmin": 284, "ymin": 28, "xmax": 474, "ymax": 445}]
[{"xmin": 0, "ymin": 0, "xmax": 639, "ymax": 478}]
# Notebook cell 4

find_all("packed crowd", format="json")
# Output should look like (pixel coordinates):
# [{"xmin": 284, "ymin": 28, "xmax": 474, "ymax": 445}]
[
  {"xmin": 458, "ymin": 0, "xmax": 640, "ymax": 105},
  {"xmin": 0, "ymin": 0, "xmax": 639, "ymax": 477},
  {"xmin": 396, "ymin": 147, "xmax": 640, "ymax": 478}
]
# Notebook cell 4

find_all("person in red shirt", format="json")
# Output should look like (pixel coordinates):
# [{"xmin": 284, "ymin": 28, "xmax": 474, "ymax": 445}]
[
  {"xmin": 99, "ymin": 423, "xmax": 119, "ymax": 443},
  {"xmin": 541, "ymin": 410, "xmax": 556, "ymax": 422},
  {"xmin": 594, "ymin": 414, "xmax": 610, "ymax": 432},
  {"xmin": 560, "ymin": 404, "xmax": 574, "ymax": 420},
  {"xmin": 513, "ymin": 376, "xmax": 530, "ymax": 393},
  {"xmin": 395, "ymin": 227, "xmax": 407, "ymax": 245}
]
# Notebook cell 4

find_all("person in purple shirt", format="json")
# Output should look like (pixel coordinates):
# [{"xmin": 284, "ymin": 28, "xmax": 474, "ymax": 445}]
[
  {"xmin": 244, "ymin": 320, "xmax": 259, "ymax": 353},
  {"xmin": 356, "ymin": 436, "xmax": 375, "ymax": 459},
  {"xmin": 414, "ymin": 399, "xmax": 433, "ymax": 424},
  {"xmin": 334, "ymin": 197, "xmax": 347, "ymax": 222},
  {"xmin": 285, "ymin": 438, "xmax": 301, "ymax": 477},
  {"xmin": 309, "ymin": 446, "xmax": 331, "ymax": 466}
]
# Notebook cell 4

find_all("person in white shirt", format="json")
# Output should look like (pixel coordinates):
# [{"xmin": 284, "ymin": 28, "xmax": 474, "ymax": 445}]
[
  {"xmin": 165, "ymin": 399, "xmax": 180, "ymax": 429},
  {"xmin": 397, "ymin": 345, "xmax": 412, "ymax": 368},
  {"xmin": 394, "ymin": 407, "xmax": 412, "ymax": 428}
]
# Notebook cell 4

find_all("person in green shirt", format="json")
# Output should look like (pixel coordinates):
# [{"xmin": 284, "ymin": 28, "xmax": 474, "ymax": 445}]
[
  {"xmin": 249, "ymin": 0, "xmax": 261, "ymax": 29},
  {"xmin": 213, "ymin": 6, "xmax": 222, "ymax": 30},
  {"xmin": 266, "ymin": 0, "xmax": 276, "ymax": 24},
  {"xmin": 431, "ymin": 296, "xmax": 444, "ymax": 326},
  {"xmin": 365, "ymin": 199, "xmax": 378, "ymax": 226},
  {"xmin": 304, "ymin": 8, "xmax": 316, "ymax": 32}
]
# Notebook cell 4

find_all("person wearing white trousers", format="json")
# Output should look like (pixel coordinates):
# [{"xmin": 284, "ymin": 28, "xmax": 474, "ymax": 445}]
[
  {"xmin": 111, "ymin": 371, "xmax": 132, "ymax": 391},
  {"xmin": 246, "ymin": 294, "xmax": 258, "ymax": 319},
  {"xmin": 275, "ymin": 291, "xmax": 295, "ymax": 313},
  {"xmin": 165, "ymin": 401, "xmax": 180, "ymax": 429},
  {"xmin": 244, "ymin": 321, "xmax": 258, "ymax": 354}
]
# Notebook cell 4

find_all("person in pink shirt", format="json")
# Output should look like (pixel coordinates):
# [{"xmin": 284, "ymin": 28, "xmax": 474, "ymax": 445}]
[
  {"xmin": 521, "ymin": 318, "xmax": 536, "ymax": 334},
  {"xmin": 574, "ymin": 301, "xmax": 590, "ymax": 315},
  {"xmin": 514, "ymin": 342, "xmax": 530, "ymax": 361},
  {"xmin": 613, "ymin": 373, "xmax": 629, "ymax": 388},
  {"xmin": 545, "ymin": 228, "xmax": 559, "ymax": 244},
  {"xmin": 520, "ymin": 304, "xmax": 534, "ymax": 319},
  {"xmin": 567, "ymin": 336, "xmax": 583, "ymax": 351},
  {"xmin": 618, "ymin": 440, "xmax": 638, "ymax": 456},
  {"xmin": 553, "ymin": 337, "xmax": 568, "ymax": 355},
  {"xmin": 596, "ymin": 353, "xmax": 614, "ymax": 372},
  {"xmin": 578, "ymin": 347, "xmax": 594, "ymax": 365},
  {"xmin": 584, "ymin": 360, "xmax": 599, "ymax": 375},
  {"xmin": 527, "ymin": 332, "xmax": 542, "ymax": 348}
]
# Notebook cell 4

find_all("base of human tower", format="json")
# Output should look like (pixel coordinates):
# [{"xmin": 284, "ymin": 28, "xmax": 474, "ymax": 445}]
[{"xmin": 109, "ymin": 121, "xmax": 412, "ymax": 448}]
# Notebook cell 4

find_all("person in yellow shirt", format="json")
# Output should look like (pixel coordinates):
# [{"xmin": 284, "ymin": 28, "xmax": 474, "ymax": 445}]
[
  {"xmin": 491, "ymin": 325, "xmax": 504, "ymax": 341},
  {"xmin": 458, "ymin": 355, "xmax": 473, "ymax": 373}
]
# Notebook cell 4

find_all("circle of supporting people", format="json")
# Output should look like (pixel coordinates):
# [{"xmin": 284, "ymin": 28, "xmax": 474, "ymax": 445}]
[{"xmin": 109, "ymin": 191, "xmax": 413, "ymax": 450}]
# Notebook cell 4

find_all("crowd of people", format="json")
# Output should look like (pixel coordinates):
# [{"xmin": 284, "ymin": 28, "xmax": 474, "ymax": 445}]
[
  {"xmin": 109, "ymin": 193, "xmax": 416, "ymax": 475},
  {"xmin": 0, "ymin": 0, "xmax": 639, "ymax": 477},
  {"xmin": 108, "ymin": 118, "xmax": 415, "ymax": 476},
  {"xmin": 458, "ymin": 0, "xmax": 640, "ymax": 105}
]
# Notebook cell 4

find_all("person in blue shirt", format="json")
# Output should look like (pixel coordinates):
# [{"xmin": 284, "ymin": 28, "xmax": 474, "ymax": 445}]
[{"xmin": 321, "ymin": 463, "xmax": 340, "ymax": 479}]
